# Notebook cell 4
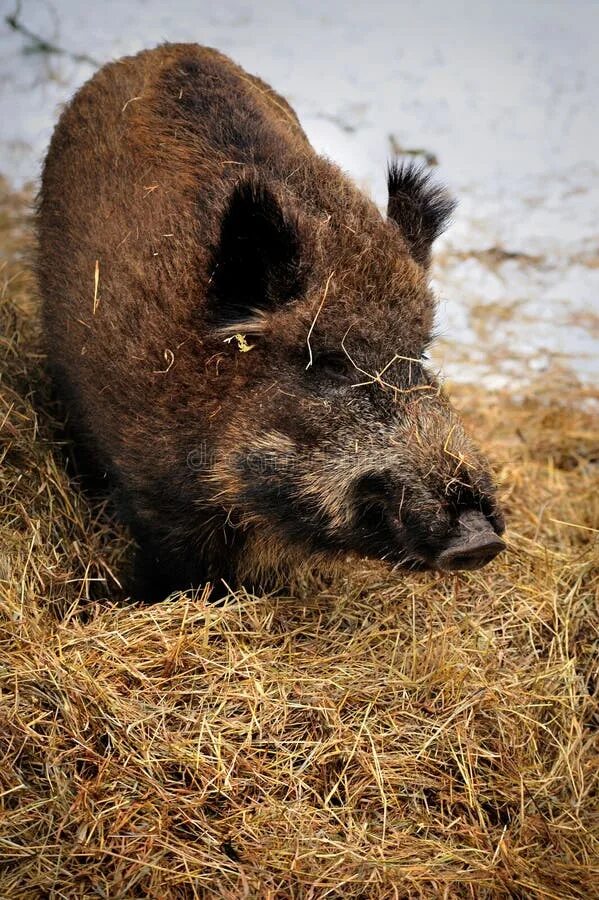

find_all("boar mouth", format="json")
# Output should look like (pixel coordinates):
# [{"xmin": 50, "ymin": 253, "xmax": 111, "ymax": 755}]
[{"xmin": 352, "ymin": 499, "xmax": 430, "ymax": 570}]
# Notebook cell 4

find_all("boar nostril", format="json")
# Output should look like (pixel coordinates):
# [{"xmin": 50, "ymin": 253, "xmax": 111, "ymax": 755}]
[{"xmin": 435, "ymin": 509, "xmax": 505, "ymax": 572}]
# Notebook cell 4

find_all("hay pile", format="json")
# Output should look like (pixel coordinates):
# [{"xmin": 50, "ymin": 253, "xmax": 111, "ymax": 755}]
[{"xmin": 1, "ymin": 178, "xmax": 597, "ymax": 898}]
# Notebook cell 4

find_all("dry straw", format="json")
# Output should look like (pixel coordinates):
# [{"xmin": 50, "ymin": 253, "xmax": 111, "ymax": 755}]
[{"xmin": 1, "ymin": 180, "xmax": 597, "ymax": 898}]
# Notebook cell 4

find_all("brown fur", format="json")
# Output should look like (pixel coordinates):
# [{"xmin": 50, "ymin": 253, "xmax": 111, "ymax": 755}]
[{"xmin": 37, "ymin": 43, "xmax": 504, "ymax": 601}]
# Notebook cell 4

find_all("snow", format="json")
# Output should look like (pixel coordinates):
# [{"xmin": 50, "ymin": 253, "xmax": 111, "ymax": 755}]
[{"xmin": 1, "ymin": 0, "xmax": 598, "ymax": 386}]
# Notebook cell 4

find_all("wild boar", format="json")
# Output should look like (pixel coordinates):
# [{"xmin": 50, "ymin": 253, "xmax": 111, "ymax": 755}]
[{"xmin": 37, "ymin": 43, "xmax": 505, "ymax": 601}]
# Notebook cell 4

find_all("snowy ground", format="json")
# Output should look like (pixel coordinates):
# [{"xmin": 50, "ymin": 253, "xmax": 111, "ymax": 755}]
[{"xmin": 1, "ymin": 0, "xmax": 598, "ymax": 388}]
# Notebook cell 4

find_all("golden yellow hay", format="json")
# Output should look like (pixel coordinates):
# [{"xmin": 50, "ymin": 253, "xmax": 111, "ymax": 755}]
[{"xmin": 1, "ymin": 179, "xmax": 597, "ymax": 898}]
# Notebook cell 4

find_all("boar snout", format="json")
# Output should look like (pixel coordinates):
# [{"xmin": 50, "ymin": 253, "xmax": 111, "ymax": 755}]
[
  {"xmin": 435, "ymin": 509, "xmax": 505, "ymax": 572},
  {"xmin": 351, "ymin": 466, "xmax": 505, "ymax": 573}
]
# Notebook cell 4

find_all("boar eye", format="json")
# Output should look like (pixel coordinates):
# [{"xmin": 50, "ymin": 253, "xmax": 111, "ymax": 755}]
[{"xmin": 310, "ymin": 351, "xmax": 352, "ymax": 381}]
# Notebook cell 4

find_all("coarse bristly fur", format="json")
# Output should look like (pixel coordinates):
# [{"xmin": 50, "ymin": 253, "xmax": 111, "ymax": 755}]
[{"xmin": 37, "ymin": 43, "xmax": 505, "ymax": 601}]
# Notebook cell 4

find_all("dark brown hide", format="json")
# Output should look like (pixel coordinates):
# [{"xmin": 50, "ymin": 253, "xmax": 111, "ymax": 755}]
[{"xmin": 38, "ymin": 44, "xmax": 504, "ymax": 600}]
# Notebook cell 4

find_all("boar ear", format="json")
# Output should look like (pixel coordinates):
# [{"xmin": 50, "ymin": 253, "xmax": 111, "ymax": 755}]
[
  {"xmin": 387, "ymin": 160, "xmax": 456, "ymax": 267},
  {"xmin": 208, "ymin": 177, "xmax": 307, "ymax": 326}
]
